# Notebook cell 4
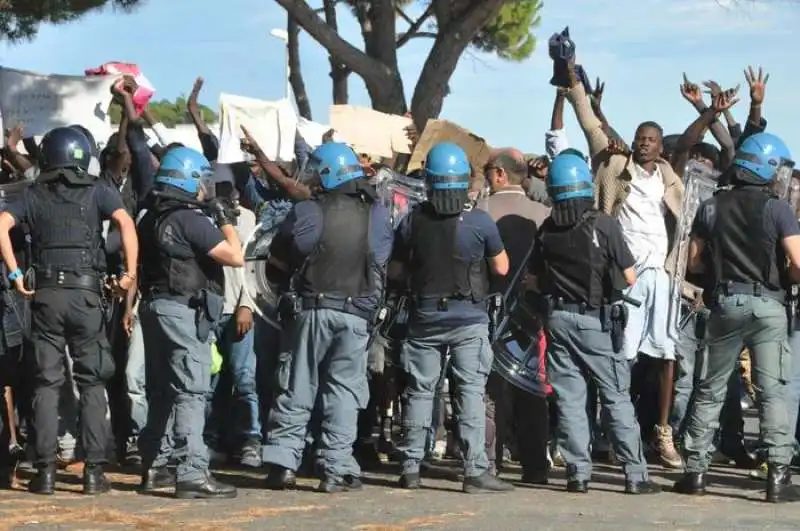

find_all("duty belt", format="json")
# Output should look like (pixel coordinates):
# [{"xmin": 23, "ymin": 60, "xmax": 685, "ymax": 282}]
[
  {"xmin": 35, "ymin": 271, "xmax": 101, "ymax": 292},
  {"xmin": 549, "ymin": 298, "xmax": 602, "ymax": 318},
  {"xmin": 301, "ymin": 294, "xmax": 374, "ymax": 321},
  {"xmin": 140, "ymin": 285, "xmax": 194, "ymax": 306},
  {"xmin": 716, "ymin": 281, "xmax": 785, "ymax": 304}
]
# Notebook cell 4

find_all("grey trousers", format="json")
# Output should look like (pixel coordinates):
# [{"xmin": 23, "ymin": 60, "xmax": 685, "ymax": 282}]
[
  {"xmin": 263, "ymin": 309, "xmax": 369, "ymax": 479},
  {"xmin": 547, "ymin": 310, "xmax": 648, "ymax": 483},
  {"xmin": 397, "ymin": 323, "xmax": 492, "ymax": 478},
  {"xmin": 138, "ymin": 298, "xmax": 212, "ymax": 483},
  {"xmin": 684, "ymin": 294, "xmax": 794, "ymax": 472}
]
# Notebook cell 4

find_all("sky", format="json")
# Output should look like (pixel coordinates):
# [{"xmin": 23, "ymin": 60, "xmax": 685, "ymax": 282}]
[{"xmin": 1, "ymin": 0, "xmax": 799, "ymax": 156}]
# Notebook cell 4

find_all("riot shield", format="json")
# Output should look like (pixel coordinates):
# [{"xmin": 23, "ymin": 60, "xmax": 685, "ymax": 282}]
[
  {"xmin": 772, "ymin": 159, "xmax": 796, "ymax": 202},
  {"xmin": 375, "ymin": 168, "xmax": 426, "ymax": 228},
  {"xmin": 667, "ymin": 161, "xmax": 719, "ymax": 340},
  {"xmin": 240, "ymin": 222, "xmax": 282, "ymax": 331}
]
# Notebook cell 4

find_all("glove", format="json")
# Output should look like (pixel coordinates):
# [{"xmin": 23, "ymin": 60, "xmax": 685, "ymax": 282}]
[{"xmin": 207, "ymin": 198, "xmax": 235, "ymax": 227}]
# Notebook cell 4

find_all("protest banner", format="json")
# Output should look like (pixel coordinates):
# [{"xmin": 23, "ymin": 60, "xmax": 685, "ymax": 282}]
[
  {"xmin": 408, "ymin": 119, "xmax": 493, "ymax": 174},
  {"xmin": 329, "ymin": 105, "xmax": 413, "ymax": 158},
  {"xmin": 0, "ymin": 66, "xmax": 118, "ymax": 149},
  {"xmin": 217, "ymin": 93, "xmax": 297, "ymax": 164}
]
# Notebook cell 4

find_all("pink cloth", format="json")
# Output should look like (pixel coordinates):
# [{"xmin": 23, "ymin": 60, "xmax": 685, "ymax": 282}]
[{"xmin": 85, "ymin": 62, "xmax": 155, "ymax": 115}]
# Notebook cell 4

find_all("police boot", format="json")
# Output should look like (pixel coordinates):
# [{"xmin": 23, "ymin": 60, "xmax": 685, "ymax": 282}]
[
  {"xmin": 624, "ymin": 479, "xmax": 661, "ymax": 495},
  {"xmin": 317, "ymin": 475, "xmax": 363, "ymax": 493},
  {"xmin": 175, "ymin": 471, "xmax": 237, "ymax": 499},
  {"xmin": 264, "ymin": 465, "xmax": 297, "ymax": 490},
  {"xmin": 672, "ymin": 472, "xmax": 707, "ymax": 495},
  {"xmin": 719, "ymin": 440, "xmax": 758, "ymax": 469},
  {"xmin": 83, "ymin": 464, "xmax": 111, "ymax": 495},
  {"xmin": 139, "ymin": 467, "xmax": 177, "ymax": 493},
  {"xmin": 28, "ymin": 464, "xmax": 56, "ymax": 495},
  {"xmin": 765, "ymin": 463, "xmax": 800, "ymax": 503},
  {"xmin": 463, "ymin": 472, "xmax": 514, "ymax": 494},
  {"xmin": 398, "ymin": 472, "xmax": 421, "ymax": 489}
]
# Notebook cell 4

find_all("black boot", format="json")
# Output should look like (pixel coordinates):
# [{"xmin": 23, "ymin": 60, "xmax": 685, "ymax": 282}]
[
  {"xmin": 139, "ymin": 467, "xmax": 177, "ymax": 493},
  {"xmin": 83, "ymin": 464, "xmax": 111, "ymax": 495},
  {"xmin": 672, "ymin": 472, "xmax": 706, "ymax": 495},
  {"xmin": 766, "ymin": 463, "xmax": 800, "ymax": 503},
  {"xmin": 28, "ymin": 464, "xmax": 56, "ymax": 495},
  {"xmin": 463, "ymin": 472, "xmax": 514, "ymax": 494},
  {"xmin": 317, "ymin": 475, "xmax": 363, "ymax": 493},
  {"xmin": 175, "ymin": 471, "xmax": 237, "ymax": 499},
  {"xmin": 720, "ymin": 441, "xmax": 757, "ymax": 469},
  {"xmin": 264, "ymin": 465, "xmax": 297, "ymax": 490}
]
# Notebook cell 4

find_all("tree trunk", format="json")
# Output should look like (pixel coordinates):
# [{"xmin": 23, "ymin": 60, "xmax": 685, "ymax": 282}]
[
  {"xmin": 323, "ymin": 0, "xmax": 348, "ymax": 104},
  {"xmin": 410, "ymin": 0, "xmax": 506, "ymax": 132},
  {"xmin": 287, "ymin": 15, "xmax": 312, "ymax": 120}
]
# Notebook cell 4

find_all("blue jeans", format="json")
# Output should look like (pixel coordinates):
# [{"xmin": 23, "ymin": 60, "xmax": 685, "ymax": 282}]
[
  {"xmin": 126, "ymin": 312, "xmax": 147, "ymax": 436},
  {"xmin": 206, "ymin": 313, "xmax": 261, "ymax": 449}
]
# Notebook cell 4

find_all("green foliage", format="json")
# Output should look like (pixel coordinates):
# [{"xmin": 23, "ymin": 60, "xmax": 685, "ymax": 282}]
[
  {"xmin": 109, "ymin": 97, "xmax": 217, "ymax": 127},
  {"xmin": 0, "ymin": 0, "xmax": 143, "ymax": 42},
  {"xmin": 471, "ymin": 0, "xmax": 541, "ymax": 61}
]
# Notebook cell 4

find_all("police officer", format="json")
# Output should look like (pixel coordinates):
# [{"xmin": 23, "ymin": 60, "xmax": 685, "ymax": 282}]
[
  {"xmin": 0, "ymin": 126, "xmax": 139, "ymax": 495},
  {"xmin": 261, "ymin": 142, "xmax": 392, "ymax": 493},
  {"xmin": 534, "ymin": 153, "xmax": 660, "ymax": 495},
  {"xmin": 392, "ymin": 142, "xmax": 512, "ymax": 493},
  {"xmin": 136, "ymin": 147, "xmax": 242, "ymax": 499},
  {"xmin": 674, "ymin": 132, "xmax": 800, "ymax": 503}
]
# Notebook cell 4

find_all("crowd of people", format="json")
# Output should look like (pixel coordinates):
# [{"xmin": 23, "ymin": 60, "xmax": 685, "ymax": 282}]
[{"xmin": 0, "ymin": 46, "xmax": 798, "ymax": 509}]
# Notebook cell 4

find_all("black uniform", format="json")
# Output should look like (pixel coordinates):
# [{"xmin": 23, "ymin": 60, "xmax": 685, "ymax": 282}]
[{"xmin": 4, "ymin": 170, "xmax": 124, "ymax": 471}]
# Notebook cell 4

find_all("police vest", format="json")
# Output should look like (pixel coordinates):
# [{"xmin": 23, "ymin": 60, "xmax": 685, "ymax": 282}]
[
  {"xmin": 138, "ymin": 206, "xmax": 223, "ymax": 299},
  {"xmin": 538, "ymin": 211, "xmax": 607, "ymax": 308},
  {"xmin": 296, "ymin": 193, "xmax": 375, "ymax": 300},
  {"xmin": 710, "ymin": 187, "xmax": 785, "ymax": 290},
  {"xmin": 407, "ymin": 205, "xmax": 490, "ymax": 303},
  {"xmin": 26, "ymin": 179, "xmax": 105, "ymax": 276}
]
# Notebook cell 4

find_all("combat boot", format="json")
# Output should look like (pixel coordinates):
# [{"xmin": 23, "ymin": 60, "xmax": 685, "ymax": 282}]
[
  {"xmin": 83, "ymin": 464, "xmax": 111, "ymax": 495},
  {"xmin": 317, "ymin": 475, "xmax": 363, "ymax": 493},
  {"xmin": 28, "ymin": 464, "xmax": 56, "ymax": 495},
  {"xmin": 672, "ymin": 472, "xmax": 706, "ymax": 495},
  {"xmin": 766, "ymin": 463, "xmax": 800, "ymax": 503},
  {"xmin": 463, "ymin": 472, "xmax": 514, "ymax": 494},
  {"xmin": 139, "ymin": 467, "xmax": 176, "ymax": 493},
  {"xmin": 654, "ymin": 425, "xmax": 683, "ymax": 469},
  {"xmin": 264, "ymin": 465, "xmax": 297, "ymax": 490},
  {"xmin": 175, "ymin": 471, "xmax": 237, "ymax": 499}
]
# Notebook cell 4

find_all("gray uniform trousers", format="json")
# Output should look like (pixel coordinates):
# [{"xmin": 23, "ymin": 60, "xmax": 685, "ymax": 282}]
[
  {"xmin": 263, "ymin": 308, "xmax": 369, "ymax": 479},
  {"xmin": 138, "ymin": 298, "xmax": 212, "ymax": 483},
  {"xmin": 684, "ymin": 294, "xmax": 794, "ymax": 472},
  {"xmin": 783, "ymin": 321, "xmax": 800, "ymax": 451},
  {"xmin": 397, "ymin": 323, "xmax": 492, "ymax": 477},
  {"xmin": 547, "ymin": 310, "xmax": 649, "ymax": 483}
]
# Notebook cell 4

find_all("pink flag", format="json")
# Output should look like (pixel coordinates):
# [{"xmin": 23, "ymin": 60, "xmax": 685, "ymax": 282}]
[{"xmin": 85, "ymin": 62, "xmax": 155, "ymax": 115}]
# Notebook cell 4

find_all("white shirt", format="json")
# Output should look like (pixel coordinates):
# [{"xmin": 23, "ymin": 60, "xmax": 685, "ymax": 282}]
[{"xmin": 617, "ymin": 164, "xmax": 669, "ymax": 270}]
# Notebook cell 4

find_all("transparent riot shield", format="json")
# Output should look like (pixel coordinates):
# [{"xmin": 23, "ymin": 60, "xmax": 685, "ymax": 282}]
[
  {"xmin": 240, "ymin": 223, "xmax": 282, "ymax": 331},
  {"xmin": 772, "ymin": 159, "xmax": 796, "ymax": 201},
  {"xmin": 667, "ymin": 161, "xmax": 719, "ymax": 340},
  {"xmin": 375, "ymin": 168, "xmax": 426, "ymax": 228}
]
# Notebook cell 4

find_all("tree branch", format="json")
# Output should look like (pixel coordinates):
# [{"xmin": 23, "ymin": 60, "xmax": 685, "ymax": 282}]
[
  {"xmin": 273, "ymin": 0, "xmax": 390, "ymax": 84},
  {"xmin": 396, "ymin": 5, "xmax": 433, "ymax": 49},
  {"xmin": 398, "ymin": 31, "xmax": 437, "ymax": 46}
]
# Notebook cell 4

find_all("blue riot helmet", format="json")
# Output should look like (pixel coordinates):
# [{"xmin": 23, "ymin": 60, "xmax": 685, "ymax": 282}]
[
  {"xmin": 305, "ymin": 142, "xmax": 365, "ymax": 190},
  {"xmin": 424, "ymin": 142, "xmax": 471, "ymax": 190},
  {"xmin": 733, "ymin": 132, "xmax": 793, "ymax": 183},
  {"xmin": 38, "ymin": 126, "xmax": 93, "ymax": 172},
  {"xmin": 547, "ymin": 153, "xmax": 594, "ymax": 203},
  {"xmin": 154, "ymin": 146, "xmax": 214, "ymax": 196}
]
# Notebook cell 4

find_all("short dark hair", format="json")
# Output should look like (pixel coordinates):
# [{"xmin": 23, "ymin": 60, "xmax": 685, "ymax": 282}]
[
  {"xmin": 493, "ymin": 153, "xmax": 527, "ymax": 185},
  {"xmin": 636, "ymin": 121, "xmax": 664, "ymax": 139},
  {"xmin": 690, "ymin": 142, "xmax": 721, "ymax": 169}
]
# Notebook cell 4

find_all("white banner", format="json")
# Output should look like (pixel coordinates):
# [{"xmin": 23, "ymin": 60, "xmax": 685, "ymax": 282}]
[
  {"xmin": 217, "ymin": 93, "xmax": 297, "ymax": 164},
  {"xmin": 0, "ymin": 66, "xmax": 118, "ymax": 149}
]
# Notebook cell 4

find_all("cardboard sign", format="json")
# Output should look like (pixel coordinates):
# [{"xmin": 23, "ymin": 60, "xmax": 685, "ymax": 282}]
[
  {"xmin": 329, "ymin": 105, "xmax": 413, "ymax": 158},
  {"xmin": 217, "ymin": 93, "xmax": 298, "ymax": 164},
  {"xmin": 0, "ymin": 66, "xmax": 118, "ymax": 149},
  {"xmin": 408, "ymin": 119, "xmax": 493, "ymax": 175}
]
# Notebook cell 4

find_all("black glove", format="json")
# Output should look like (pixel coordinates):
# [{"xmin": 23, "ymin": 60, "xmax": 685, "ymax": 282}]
[{"xmin": 207, "ymin": 198, "xmax": 235, "ymax": 227}]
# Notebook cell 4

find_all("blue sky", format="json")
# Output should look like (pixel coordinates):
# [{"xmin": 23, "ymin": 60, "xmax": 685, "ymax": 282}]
[{"xmin": 1, "ymin": 0, "xmax": 799, "ymax": 156}]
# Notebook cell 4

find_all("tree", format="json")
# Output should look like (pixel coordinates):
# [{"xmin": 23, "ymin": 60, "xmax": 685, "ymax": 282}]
[
  {"xmin": 278, "ymin": 0, "xmax": 542, "ymax": 131},
  {"xmin": 0, "ymin": 0, "xmax": 142, "ymax": 42},
  {"xmin": 288, "ymin": 15, "xmax": 314, "ymax": 120},
  {"xmin": 108, "ymin": 97, "xmax": 217, "ymax": 127}
]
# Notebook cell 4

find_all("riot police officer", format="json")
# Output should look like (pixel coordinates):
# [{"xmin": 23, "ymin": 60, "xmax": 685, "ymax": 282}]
[
  {"xmin": 674, "ymin": 132, "xmax": 800, "ymax": 503},
  {"xmin": 262, "ymin": 142, "xmax": 393, "ymax": 493},
  {"xmin": 534, "ymin": 153, "xmax": 660, "ymax": 495},
  {"xmin": 0, "ymin": 126, "xmax": 139, "ymax": 495},
  {"xmin": 136, "ymin": 147, "xmax": 242, "ymax": 499},
  {"xmin": 392, "ymin": 142, "xmax": 512, "ymax": 493}
]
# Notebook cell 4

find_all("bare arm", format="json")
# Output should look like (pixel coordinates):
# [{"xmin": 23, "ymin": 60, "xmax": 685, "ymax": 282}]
[
  {"xmin": 488, "ymin": 250, "xmax": 510, "ymax": 276},
  {"xmin": 687, "ymin": 237, "xmax": 705, "ymax": 275},
  {"xmin": 782, "ymin": 235, "xmax": 800, "ymax": 283},
  {"xmin": 187, "ymin": 77, "xmax": 213, "ymax": 136},
  {"xmin": 622, "ymin": 267, "xmax": 636, "ymax": 286},
  {"xmin": 110, "ymin": 208, "xmax": 139, "ymax": 277},
  {"xmin": 208, "ymin": 224, "xmax": 244, "ymax": 267}
]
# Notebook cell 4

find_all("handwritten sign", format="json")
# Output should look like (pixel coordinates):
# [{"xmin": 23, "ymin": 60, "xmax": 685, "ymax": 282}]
[
  {"xmin": 408, "ymin": 119, "xmax": 493, "ymax": 175},
  {"xmin": 0, "ymin": 66, "xmax": 118, "ymax": 149},
  {"xmin": 329, "ymin": 105, "xmax": 413, "ymax": 158},
  {"xmin": 217, "ymin": 93, "xmax": 297, "ymax": 164}
]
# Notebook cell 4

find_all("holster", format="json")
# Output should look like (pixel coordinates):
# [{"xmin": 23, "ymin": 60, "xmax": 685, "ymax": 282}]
[
  {"xmin": 193, "ymin": 289, "xmax": 224, "ymax": 343},
  {"xmin": 607, "ymin": 302, "xmax": 629, "ymax": 354},
  {"xmin": 277, "ymin": 292, "xmax": 301, "ymax": 322},
  {"xmin": 488, "ymin": 293, "xmax": 503, "ymax": 342},
  {"xmin": 788, "ymin": 285, "xmax": 798, "ymax": 337}
]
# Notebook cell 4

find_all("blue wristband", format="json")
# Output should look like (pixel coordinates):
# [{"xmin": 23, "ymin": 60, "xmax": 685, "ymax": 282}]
[{"xmin": 7, "ymin": 268, "xmax": 22, "ymax": 282}]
